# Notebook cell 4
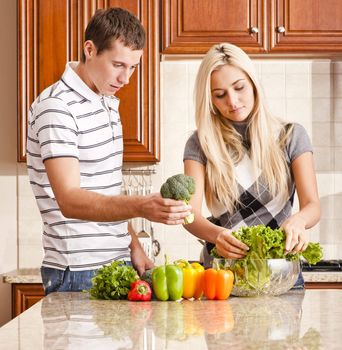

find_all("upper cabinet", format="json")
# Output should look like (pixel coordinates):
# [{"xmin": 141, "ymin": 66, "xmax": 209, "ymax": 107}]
[
  {"xmin": 162, "ymin": 0, "xmax": 342, "ymax": 55},
  {"xmin": 162, "ymin": 0, "xmax": 267, "ymax": 54},
  {"xmin": 270, "ymin": 0, "xmax": 342, "ymax": 52},
  {"xmin": 18, "ymin": 0, "xmax": 159, "ymax": 163}
]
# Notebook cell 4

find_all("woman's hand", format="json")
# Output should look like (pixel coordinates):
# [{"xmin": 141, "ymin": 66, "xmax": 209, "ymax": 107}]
[
  {"xmin": 215, "ymin": 229, "xmax": 249, "ymax": 259},
  {"xmin": 280, "ymin": 215, "xmax": 308, "ymax": 254}
]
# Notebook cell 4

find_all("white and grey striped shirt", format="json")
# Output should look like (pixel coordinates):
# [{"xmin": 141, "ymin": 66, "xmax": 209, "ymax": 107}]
[{"xmin": 27, "ymin": 62, "xmax": 131, "ymax": 271}]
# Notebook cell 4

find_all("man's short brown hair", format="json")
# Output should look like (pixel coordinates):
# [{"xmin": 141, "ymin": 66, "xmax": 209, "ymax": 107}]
[{"xmin": 81, "ymin": 7, "xmax": 145, "ymax": 62}]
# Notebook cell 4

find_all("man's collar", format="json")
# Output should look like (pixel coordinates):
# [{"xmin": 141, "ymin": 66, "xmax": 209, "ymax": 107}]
[{"xmin": 61, "ymin": 62, "xmax": 119, "ymax": 106}]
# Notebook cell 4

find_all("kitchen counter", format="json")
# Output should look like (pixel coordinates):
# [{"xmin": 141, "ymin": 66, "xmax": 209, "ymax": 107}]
[
  {"xmin": 2, "ymin": 268, "xmax": 42, "ymax": 284},
  {"xmin": 3, "ymin": 268, "xmax": 342, "ymax": 284},
  {"xmin": 303, "ymin": 271, "xmax": 342, "ymax": 283},
  {"xmin": 0, "ymin": 290, "xmax": 341, "ymax": 349}
]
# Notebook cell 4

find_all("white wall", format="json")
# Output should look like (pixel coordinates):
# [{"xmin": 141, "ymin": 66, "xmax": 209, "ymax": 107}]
[{"xmin": 0, "ymin": 0, "xmax": 18, "ymax": 326}]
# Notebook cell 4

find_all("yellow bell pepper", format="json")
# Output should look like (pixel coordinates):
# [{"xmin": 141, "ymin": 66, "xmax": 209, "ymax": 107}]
[
  {"xmin": 191, "ymin": 262, "xmax": 205, "ymax": 299},
  {"xmin": 175, "ymin": 260, "xmax": 204, "ymax": 299}
]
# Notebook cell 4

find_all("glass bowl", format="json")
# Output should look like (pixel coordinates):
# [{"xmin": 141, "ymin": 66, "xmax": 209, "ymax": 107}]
[{"xmin": 213, "ymin": 258, "xmax": 300, "ymax": 297}]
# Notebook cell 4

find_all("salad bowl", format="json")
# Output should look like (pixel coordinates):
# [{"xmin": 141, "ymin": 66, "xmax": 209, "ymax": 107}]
[{"xmin": 213, "ymin": 258, "xmax": 300, "ymax": 297}]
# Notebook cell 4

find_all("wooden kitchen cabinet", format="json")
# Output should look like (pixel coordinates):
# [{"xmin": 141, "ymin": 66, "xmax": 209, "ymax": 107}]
[
  {"xmin": 12, "ymin": 283, "xmax": 45, "ymax": 318},
  {"xmin": 162, "ymin": 0, "xmax": 342, "ymax": 55},
  {"xmin": 18, "ymin": 0, "xmax": 159, "ymax": 163},
  {"xmin": 305, "ymin": 282, "xmax": 342, "ymax": 289},
  {"xmin": 270, "ymin": 0, "xmax": 342, "ymax": 52},
  {"xmin": 162, "ymin": 0, "xmax": 267, "ymax": 54}
]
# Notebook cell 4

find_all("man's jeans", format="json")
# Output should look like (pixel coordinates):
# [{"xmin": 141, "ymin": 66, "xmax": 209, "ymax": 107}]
[
  {"xmin": 41, "ymin": 262, "xmax": 133, "ymax": 295},
  {"xmin": 41, "ymin": 267, "xmax": 98, "ymax": 295}
]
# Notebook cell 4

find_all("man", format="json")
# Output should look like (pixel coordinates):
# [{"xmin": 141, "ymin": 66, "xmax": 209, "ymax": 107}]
[{"xmin": 27, "ymin": 8, "xmax": 191, "ymax": 295}]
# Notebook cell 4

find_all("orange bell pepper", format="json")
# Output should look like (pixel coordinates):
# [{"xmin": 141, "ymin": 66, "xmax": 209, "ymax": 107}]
[{"xmin": 203, "ymin": 268, "xmax": 234, "ymax": 300}]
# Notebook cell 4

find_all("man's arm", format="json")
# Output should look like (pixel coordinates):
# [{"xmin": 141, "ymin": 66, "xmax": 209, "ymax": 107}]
[
  {"xmin": 128, "ymin": 223, "xmax": 154, "ymax": 275},
  {"xmin": 44, "ymin": 157, "xmax": 191, "ymax": 224}
]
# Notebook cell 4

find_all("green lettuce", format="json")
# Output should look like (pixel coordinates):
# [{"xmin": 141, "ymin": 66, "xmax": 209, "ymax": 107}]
[
  {"xmin": 211, "ymin": 225, "xmax": 323, "ymax": 293},
  {"xmin": 211, "ymin": 225, "xmax": 323, "ymax": 264},
  {"xmin": 88, "ymin": 261, "xmax": 139, "ymax": 300}
]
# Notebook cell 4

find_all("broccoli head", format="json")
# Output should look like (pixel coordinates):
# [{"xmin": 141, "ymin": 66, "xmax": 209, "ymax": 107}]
[{"xmin": 160, "ymin": 174, "xmax": 196, "ymax": 224}]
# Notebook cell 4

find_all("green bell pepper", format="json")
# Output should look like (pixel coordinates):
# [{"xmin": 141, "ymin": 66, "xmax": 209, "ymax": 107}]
[{"xmin": 152, "ymin": 255, "xmax": 183, "ymax": 301}]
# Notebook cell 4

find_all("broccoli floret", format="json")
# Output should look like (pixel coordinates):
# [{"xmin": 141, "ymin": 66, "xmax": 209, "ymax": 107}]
[{"xmin": 160, "ymin": 174, "xmax": 196, "ymax": 224}]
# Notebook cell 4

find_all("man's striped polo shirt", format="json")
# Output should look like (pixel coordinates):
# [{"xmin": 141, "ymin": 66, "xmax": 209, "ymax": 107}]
[{"xmin": 27, "ymin": 62, "xmax": 131, "ymax": 271}]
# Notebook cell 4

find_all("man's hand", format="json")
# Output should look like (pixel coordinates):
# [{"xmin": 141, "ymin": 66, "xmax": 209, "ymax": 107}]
[
  {"xmin": 128, "ymin": 222, "xmax": 154, "ymax": 276},
  {"xmin": 130, "ymin": 245, "xmax": 154, "ymax": 276},
  {"xmin": 140, "ymin": 193, "xmax": 192, "ymax": 225}
]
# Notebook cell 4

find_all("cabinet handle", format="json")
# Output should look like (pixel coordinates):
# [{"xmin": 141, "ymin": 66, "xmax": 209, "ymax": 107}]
[
  {"xmin": 276, "ymin": 26, "xmax": 286, "ymax": 33},
  {"xmin": 250, "ymin": 27, "xmax": 259, "ymax": 34}
]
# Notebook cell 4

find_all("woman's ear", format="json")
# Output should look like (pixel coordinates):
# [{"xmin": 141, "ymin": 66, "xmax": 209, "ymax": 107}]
[{"xmin": 83, "ymin": 40, "xmax": 96, "ymax": 60}]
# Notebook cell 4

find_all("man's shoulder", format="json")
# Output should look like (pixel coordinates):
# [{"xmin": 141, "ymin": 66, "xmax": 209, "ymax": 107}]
[{"xmin": 31, "ymin": 81, "xmax": 69, "ymax": 114}]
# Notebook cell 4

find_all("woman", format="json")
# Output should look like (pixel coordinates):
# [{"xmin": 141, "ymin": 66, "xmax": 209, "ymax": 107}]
[{"xmin": 183, "ymin": 43, "xmax": 320, "ymax": 287}]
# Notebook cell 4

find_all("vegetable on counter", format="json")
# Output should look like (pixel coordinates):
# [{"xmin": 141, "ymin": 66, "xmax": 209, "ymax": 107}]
[
  {"xmin": 203, "ymin": 268, "xmax": 234, "ymax": 300},
  {"xmin": 160, "ymin": 173, "xmax": 196, "ymax": 224},
  {"xmin": 141, "ymin": 268, "xmax": 153, "ymax": 287},
  {"xmin": 211, "ymin": 224, "xmax": 323, "ymax": 265},
  {"xmin": 128, "ymin": 280, "xmax": 152, "ymax": 301},
  {"xmin": 211, "ymin": 225, "xmax": 323, "ymax": 294},
  {"xmin": 88, "ymin": 261, "xmax": 139, "ymax": 300},
  {"xmin": 175, "ymin": 260, "xmax": 204, "ymax": 299},
  {"xmin": 152, "ymin": 255, "xmax": 183, "ymax": 301}
]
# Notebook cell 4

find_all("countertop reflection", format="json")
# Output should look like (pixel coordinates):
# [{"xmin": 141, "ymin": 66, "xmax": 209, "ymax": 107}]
[{"xmin": 0, "ymin": 290, "xmax": 341, "ymax": 349}]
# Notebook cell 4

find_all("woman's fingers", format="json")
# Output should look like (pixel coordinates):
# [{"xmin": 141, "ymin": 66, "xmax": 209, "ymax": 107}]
[
  {"xmin": 216, "ymin": 230, "xmax": 249, "ymax": 258},
  {"xmin": 285, "ymin": 229, "xmax": 308, "ymax": 253}
]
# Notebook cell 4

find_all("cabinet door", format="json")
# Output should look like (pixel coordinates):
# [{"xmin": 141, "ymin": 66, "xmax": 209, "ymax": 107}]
[
  {"xmin": 18, "ymin": 0, "xmax": 159, "ymax": 162},
  {"xmin": 270, "ymin": 0, "xmax": 342, "ymax": 52},
  {"xmin": 162, "ymin": 0, "xmax": 266, "ymax": 54},
  {"xmin": 12, "ymin": 283, "xmax": 45, "ymax": 318}
]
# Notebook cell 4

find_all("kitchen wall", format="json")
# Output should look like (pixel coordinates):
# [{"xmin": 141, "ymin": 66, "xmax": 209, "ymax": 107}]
[
  {"xmin": 17, "ymin": 57, "xmax": 342, "ymax": 266},
  {"xmin": 0, "ymin": 0, "xmax": 18, "ymax": 327}
]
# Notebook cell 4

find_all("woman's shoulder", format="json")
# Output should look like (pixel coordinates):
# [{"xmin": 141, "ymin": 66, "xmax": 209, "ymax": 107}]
[
  {"xmin": 285, "ymin": 122, "xmax": 313, "ymax": 162},
  {"xmin": 183, "ymin": 131, "xmax": 207, "ymax": 165},
  {"xmin": 289, "ymin": 122, "xmax": 308, "ymax": 135}
]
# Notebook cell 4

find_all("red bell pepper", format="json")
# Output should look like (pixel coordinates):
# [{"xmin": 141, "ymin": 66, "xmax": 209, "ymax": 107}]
[{"xmin": 127, "ymin": 280, "xmax": 152, "ymax": 301}]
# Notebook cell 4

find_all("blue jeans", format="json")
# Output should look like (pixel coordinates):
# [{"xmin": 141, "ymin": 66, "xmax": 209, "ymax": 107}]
[
  {"xmin": 292, "ymin": 268, "xmax": 305, "ymax": 289},
  {"xmin": 41, "ymin": 262, "xmax": 133, "ymax": 295},
  {"xmin": 41, "ymin": 267, "xmax": 98, "ymax": 295}
]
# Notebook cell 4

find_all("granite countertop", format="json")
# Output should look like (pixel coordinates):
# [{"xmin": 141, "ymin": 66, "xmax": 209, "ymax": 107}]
[
  {"xmin": 0, "ymin": 290, "xmax": 341, "ymax": 349},
  {"xmin": 2, "ymin": 268, "xmax": 42, "ymax": 283},
  {"xmin": 3, "ymin": 268, "xmax": 342, "ymax": 284},
  {"xmin": 303, "ymin": 271, "xmax": 342, "ymax": 282}
]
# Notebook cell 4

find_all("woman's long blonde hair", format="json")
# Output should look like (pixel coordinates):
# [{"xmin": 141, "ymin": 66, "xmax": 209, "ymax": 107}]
[{"xmin": 194, "ymin": 43, "xmax": 293, "ymax": 214}]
